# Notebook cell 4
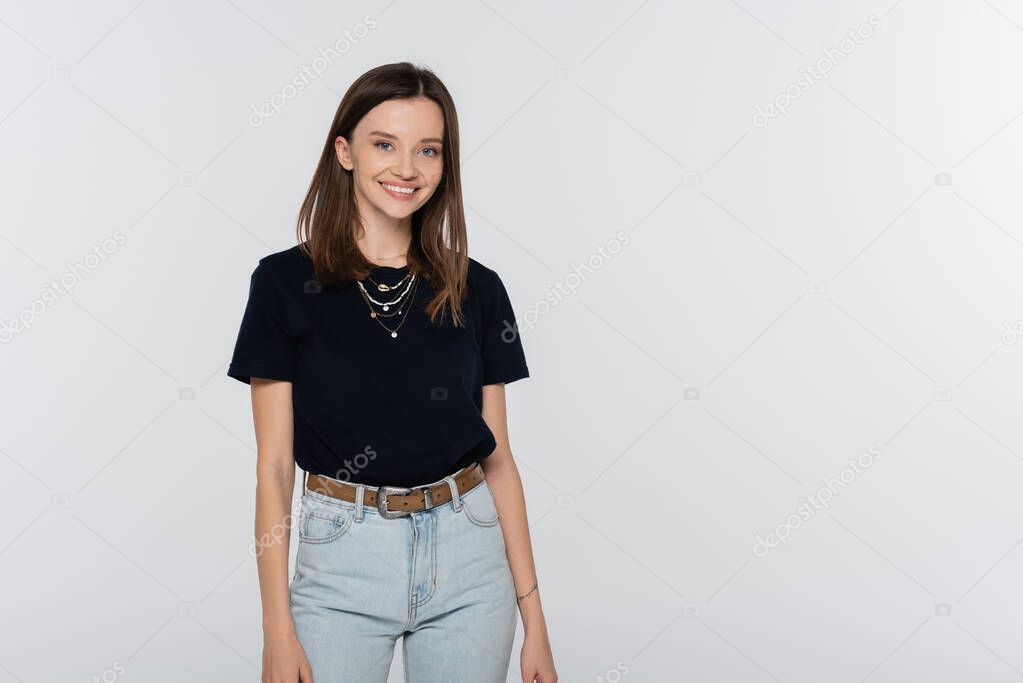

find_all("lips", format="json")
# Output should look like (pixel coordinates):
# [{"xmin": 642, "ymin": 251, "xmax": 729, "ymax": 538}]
[{"xmin": 379, "ymin": 181, "xmax": 419, "ymax": 198}]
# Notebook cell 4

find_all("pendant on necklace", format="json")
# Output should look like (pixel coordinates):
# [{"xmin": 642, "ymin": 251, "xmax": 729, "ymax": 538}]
[
  {"xmin": 377, "ymin": 284, "xmax": 390, "ymax": 292},
  {"xmin": 382, "ymin": 305, "xmax": 389, "ymax": 311},
  {"xmin": 391, "ymin": 331, "xmax": 398, "ymax": 338},
  {"xmin": 370, "ymin": 311, "xmax": 377, "ymax": 318}
]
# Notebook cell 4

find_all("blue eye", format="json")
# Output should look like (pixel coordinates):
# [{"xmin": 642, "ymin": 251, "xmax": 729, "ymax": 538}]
[
  {"xmin": 422, "ymin": 148, "xmax": 439, "ymax": 157},
  {"xmin": 375, "ymin": 141, "xmax": 393, "ymax": 151}
]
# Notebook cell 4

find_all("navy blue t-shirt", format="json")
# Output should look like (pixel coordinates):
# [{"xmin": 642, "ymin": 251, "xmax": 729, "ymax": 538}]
[{"xmin": 227, "ymin": 244, "xmax": 529, "ymax": 487}]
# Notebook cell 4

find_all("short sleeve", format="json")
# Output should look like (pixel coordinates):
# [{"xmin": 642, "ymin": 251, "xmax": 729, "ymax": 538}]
[
  {"xmin": 227, "ymin": 260, "xmax": 296, "ymax": 384},
  {"xmin": 480, "ymin": 269, "xmax": 530, "ymax": 386}
]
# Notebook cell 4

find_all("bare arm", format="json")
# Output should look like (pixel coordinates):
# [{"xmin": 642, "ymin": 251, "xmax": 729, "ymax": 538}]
[
  {"xmin": 251, "ymin": 378, "xmax": 297, "ymax": 634},
  {"xmin": 481, "ymin": 383, "xmax": 556, "ymax": 681},
  {"xmin": 250, "ymin": 378, "xmax": 312, "ymax": 681}
]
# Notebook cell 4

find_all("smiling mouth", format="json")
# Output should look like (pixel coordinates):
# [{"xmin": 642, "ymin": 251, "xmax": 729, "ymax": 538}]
[{"xmin": 379, "ymin": 181, "xmax": 419, "ymax": 197}]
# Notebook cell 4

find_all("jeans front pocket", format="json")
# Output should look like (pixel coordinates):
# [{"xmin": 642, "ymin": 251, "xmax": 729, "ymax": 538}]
[
  {"xmin": 298, "ymin": 495, "xmax": 354, "ymax": 544},
  {"xmin": 460, "ymin": 480, "xmax": 500, "ymax": 527}
]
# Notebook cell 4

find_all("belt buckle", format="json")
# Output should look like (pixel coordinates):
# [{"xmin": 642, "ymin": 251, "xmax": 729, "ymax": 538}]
[
  {"xmin": 376, "ymin": 485, "xmax": 412, "ymax": 519},
  {"xmin": 376, "ymin": 484, "xmax": 435, "ymax": 518}
]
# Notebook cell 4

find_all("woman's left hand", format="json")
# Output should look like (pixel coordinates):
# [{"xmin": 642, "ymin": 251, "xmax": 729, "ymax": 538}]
[{"xmin": 520, "ymin": 627, "xmax": 557, "ymax": 682}]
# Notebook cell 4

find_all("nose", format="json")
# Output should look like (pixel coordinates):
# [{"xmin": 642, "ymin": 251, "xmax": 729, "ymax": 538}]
[{"xmin": 392, "ymin": 150, "xmax": 417, "ymax": 179}]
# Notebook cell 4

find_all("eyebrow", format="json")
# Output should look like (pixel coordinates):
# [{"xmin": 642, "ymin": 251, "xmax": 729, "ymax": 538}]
[{"xmin": 369, "ymin": 130, "xmax": 443, "ymax": 145}]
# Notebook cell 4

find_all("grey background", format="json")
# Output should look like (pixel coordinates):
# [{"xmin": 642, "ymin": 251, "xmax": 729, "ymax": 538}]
[{"xmin": 2, "ymin": 0, "xmax": 1022, "ymax": 681}]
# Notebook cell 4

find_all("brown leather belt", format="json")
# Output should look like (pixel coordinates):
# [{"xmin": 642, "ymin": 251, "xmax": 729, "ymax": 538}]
[{"xmin": 305, "ymin": 462, "xmax": 485, "ymax": 519}]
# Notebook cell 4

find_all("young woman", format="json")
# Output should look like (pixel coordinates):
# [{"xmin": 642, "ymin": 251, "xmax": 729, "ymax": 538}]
[{"xmin": 228, "ymin": 62, "xmax": 557, "ymax": 683}]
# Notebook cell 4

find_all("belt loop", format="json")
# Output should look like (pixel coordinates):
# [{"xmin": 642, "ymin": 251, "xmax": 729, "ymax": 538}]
[
  {"xmin": 302, "ymin": 469, "xmax": 308, "ymax": 492},
  {"xmin": 354, "ymin": 483, "xmax": 365, "ymax": 522},
  {"xmin": 444, "ymin": 475, "xmax": 461, "ymax": 511}
]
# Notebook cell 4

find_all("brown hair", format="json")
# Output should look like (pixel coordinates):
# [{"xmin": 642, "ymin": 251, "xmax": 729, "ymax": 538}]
[{"xmin": 296, "ymin": 62, "xmax": 467, "ymax": 326}]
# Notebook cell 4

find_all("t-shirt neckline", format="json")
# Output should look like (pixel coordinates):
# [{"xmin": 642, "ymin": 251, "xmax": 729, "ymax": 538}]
[{"xmin": 369, "ymin": 263, "xmax": 410, "ymax": 274}]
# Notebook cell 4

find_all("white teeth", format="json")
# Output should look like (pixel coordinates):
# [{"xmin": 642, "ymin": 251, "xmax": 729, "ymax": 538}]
[{"xmin": 381, "ymin": 183, "xmax": 416, "ymax": 194}]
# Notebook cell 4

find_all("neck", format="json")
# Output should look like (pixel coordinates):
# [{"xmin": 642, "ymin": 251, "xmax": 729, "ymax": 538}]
[{"xmin": 355, "ymin": 215, "xmax": 412, "ymax": 268}]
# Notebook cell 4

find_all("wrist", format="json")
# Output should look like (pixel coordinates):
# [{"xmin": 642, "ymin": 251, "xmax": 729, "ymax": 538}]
[
  {"xmin": 262, "ymin": 617, "xmax": 296, "ymax": 639},
  {"xmin": 523, "ymin": 617, "xmax": 549, "ymax": 638},
  {"xmin": 518, "ymin": 599, "xmax": 547, "ymax": 635}
]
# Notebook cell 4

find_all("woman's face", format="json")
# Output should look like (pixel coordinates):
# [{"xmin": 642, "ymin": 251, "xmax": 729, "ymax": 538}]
[{"xmin": 335, "ymin": 97, "xmax": 445, "ymax": 222}]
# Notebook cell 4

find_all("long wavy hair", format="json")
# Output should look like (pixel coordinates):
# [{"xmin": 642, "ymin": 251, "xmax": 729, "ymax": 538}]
[{"xmin": 296, "ymin": 62, "xmax": 467, "ymax": 326}]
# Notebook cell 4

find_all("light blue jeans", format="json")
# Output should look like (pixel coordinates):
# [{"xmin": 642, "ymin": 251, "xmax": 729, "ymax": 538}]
[{"xmin": 289, "ymin": 468, "xmax": 518, "ymax": 682}]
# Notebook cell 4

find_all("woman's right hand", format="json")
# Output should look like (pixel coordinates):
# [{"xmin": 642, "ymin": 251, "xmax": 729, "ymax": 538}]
[{"xmin": 262, "ymin": 627, "xmax": 313, "ymax": 683}]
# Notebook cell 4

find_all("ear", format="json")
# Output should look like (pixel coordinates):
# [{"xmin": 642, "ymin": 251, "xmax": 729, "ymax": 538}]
[{"xmin": 334, "ymin": 136, "xmax": 353, "ymax": 171}]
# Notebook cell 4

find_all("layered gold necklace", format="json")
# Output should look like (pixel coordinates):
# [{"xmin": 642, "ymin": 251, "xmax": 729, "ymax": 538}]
[{"xmin": 355, "ymin": 269, "xmax": 419, "ymax": 339}]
